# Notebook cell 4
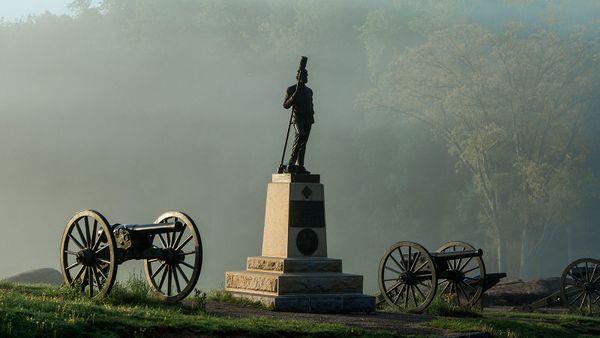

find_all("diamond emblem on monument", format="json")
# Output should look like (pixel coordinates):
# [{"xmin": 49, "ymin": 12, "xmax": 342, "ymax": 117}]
[{"xmin": 302, "ymin": 186, "xmax": 312, "ymax": 199}]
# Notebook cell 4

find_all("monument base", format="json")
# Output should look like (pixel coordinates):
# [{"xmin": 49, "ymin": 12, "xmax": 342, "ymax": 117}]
[
  {"xmin": 225, "ymin": 174, "xmax": 375, "ymax": 313},
  {"xmin": 225, "ymin": 257, "xmax": 375, "ymax": 313}
]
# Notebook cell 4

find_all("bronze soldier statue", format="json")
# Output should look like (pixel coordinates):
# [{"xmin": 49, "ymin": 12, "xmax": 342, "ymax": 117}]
[{"xmin": 282, "ymin": 60, "xmax": 314, "ymax": 174}]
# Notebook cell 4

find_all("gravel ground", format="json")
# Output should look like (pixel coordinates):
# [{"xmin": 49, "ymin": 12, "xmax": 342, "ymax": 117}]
[{"xmin": 206, "ymin": 301, "xmax": 483, "ymax": 337}]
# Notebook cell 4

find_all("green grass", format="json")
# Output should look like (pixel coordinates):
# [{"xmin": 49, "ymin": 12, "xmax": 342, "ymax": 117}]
[
  {"xmin": 422, "ymin": 297, "xmax": 481, "ymax": 318},
  {"xmin": 423, "ymin": 308, "xmax": 600, "ymax": 337},
  {"xmin": 377, "ymin": 295, "xmax": 600, "ymax": 337},
  {"xmin": 426, "ymin": 317, "xmax": 597, "ymax": 338},
  {"xmin": 0, "ymin": 281, "xmax": 400, "ymax": 338},
  {"xmin": 105, "ymin": 273, "xmax": 162, "ymax": 306},
  {"xmin": 377, "ymin": 295, "xmax": 481, "ymax": 317}
]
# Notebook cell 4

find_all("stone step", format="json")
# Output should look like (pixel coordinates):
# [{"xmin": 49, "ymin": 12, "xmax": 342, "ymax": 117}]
[
  {"xmin": 278, "ymin": 273, "xmax": 363, "ymax": 295},
  {"xmin": 227, "ymin": 290, "xmax": 376, "ymax": 313},
  {"xmin": 225, "ymin": 271, "xmax": 364, "ymax": 295},
  {"xmin": 246, "ymin": 256, "xmax": 342, "ymax": 273},
  {"xmin": 226, "ymin": 271, "xmax": 278, "ymax": 293},
  {"xmin": 226, "ymin": 287, "xmax": 277, "ymax": 297}
]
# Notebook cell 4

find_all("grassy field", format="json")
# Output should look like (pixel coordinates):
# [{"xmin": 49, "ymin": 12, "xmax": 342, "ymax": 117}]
[
  {"xmin": 0, "ymin": 281, "xmax": 397, "ymax": 338},
  {"xmin": 425, "ymin": 312, "xmax": 600, "ymax": 338},
  {"xmin": 421, "ymin": 300, "xmax": 600, "ymax": 337},
  {"xmin": 1, "ymin": 279, "xmax": 599, "ymax": 337}
]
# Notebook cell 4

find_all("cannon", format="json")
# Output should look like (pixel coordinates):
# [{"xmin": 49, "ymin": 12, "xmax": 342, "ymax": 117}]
[
  {"xmin": 525, "ymin": 257, "xmax": 600, "ymax": 312},
  {"xmin": 560, "ymin": 258, "xmax": 600, "ymax": 311},
  {"xmin": 60, "ymin": 210, "xmax": 202, "ymax": 302},
  {"xmin": 377, "ymin": 241, "xmax": 506, "ymax": 312}
]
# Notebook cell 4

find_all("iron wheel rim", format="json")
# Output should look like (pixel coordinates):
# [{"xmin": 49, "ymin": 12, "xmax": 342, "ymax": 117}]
[
  {"xmin": 144, "ymin": 210, "xmax": 203, "ymax": 302},
  {"xmin": 60, "ymin": 209, "xmax": 117, "ymax": 298},
  {"xmin": 378, "ymin": 241, "xmax": 437, "ymax": 313}
]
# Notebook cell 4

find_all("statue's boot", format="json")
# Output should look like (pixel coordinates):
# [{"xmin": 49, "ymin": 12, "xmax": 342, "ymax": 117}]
[{"xmin": 298, "ymin": 166, "xmax": 311, "ymax": 174}]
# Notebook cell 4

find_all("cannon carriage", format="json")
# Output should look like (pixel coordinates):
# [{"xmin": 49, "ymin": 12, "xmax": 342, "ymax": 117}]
[
  {"xmin": 60, "ymin": 210, "xmax": 202, "ymax": 302},
  {"xmin": 559, "ymin": 258, "xmax": 600, "ymax": 311},
  {"xmin": 526, "ymin": 257, "xmax": 600, "ymax": 312},
  {"xmin": 377, "ymin": 241, "xmax": 505, "ymax": 312}
]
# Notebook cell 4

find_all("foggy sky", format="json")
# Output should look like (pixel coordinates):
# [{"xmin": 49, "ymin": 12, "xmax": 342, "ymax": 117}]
[
  {"xmin": 0, "ymin": 1, "xmax": 69, "ymax": 21},
  {"xmin": 0, "ymin": 0, "xmax": 598, "ymax": 293}
]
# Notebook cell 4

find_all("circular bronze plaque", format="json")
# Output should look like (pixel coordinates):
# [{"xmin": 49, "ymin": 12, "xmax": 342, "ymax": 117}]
[{"xmin": 296, "ymin": 228, "xmax": 319, "ymax": 256}]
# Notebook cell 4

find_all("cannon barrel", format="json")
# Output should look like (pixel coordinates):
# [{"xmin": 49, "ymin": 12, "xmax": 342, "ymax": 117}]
[
  {"xmin": 432, "ymin": 248, "xmax": 483, "ymax": 261},
  {"xmin": 116, "ymin": 221, "xmax": 184, "ymax": 235}
]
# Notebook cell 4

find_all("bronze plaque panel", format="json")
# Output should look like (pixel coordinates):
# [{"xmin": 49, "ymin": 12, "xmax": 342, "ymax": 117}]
[
  {"xmin": 289, "ymin": 201, "xmax": 325, "ymax": 228},
  {"xmin": 296, "ymin": 229, "xmax": 319, "ymax": 256}
]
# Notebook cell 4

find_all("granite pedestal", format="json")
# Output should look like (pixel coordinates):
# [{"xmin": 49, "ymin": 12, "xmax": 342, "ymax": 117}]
[{"xmin": 225, "ymin": 174, "xmax": 375, "ymax": 313}]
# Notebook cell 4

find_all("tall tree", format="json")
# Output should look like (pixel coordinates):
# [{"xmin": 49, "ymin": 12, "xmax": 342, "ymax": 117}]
[{"xmin": 365, "ymin": 23, "xmax": 599, "ymax": 276}]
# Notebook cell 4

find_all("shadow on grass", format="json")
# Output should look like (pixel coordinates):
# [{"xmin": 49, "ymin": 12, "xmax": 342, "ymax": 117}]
[{"xmin": 428, "ymin": 316, "xmax": 585, "ymax": 338}]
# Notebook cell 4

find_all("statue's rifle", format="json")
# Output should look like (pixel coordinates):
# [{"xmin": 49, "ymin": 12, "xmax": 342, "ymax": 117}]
[{"xmin": 278, "ymin": 56, "xmax": 308, "ymax": 174}]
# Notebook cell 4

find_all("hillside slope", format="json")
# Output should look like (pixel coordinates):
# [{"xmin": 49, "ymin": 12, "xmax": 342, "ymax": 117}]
[{"xmin": 3, "ymin": 268, "xmax": 63, "ymax": 285}]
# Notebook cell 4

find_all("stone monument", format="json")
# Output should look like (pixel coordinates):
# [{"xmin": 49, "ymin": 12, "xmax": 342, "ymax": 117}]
[
  {"xmin": 226, "ymin": 57, "xmax": 374, "ymax": 312},
  {"xmin": 225, "ymin": 173, "xmax": 375, "ymax": 312}
]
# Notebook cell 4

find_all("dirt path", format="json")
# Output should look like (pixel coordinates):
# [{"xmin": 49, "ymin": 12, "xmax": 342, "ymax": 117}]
[{"xmin": 206, "ymin": 301, "xmax": 485, "ymax": 337}]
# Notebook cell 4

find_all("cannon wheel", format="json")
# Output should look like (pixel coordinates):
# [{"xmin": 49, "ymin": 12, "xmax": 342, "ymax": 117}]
[
  {"xmin": 560, "ymin": 258, "xmax": 600, "ymax": 312},
  {"xmin": 60, "ymin": 210, "xmax": 118, "ymax": 298},
  {"xmin": 144, "ymin": 211, "xmax": 203, "ymax": 302},
  {"xmin": 378, "ymin": 241, "xmax": 437, "ymax": 313},
  {"xmin": 437, "ymin": 241, "xmax": 486, "ymax": 307}
]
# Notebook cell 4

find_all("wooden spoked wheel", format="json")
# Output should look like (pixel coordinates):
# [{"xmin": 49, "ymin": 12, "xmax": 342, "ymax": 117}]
[
  {"xmin": 144, "ymin": 211, "xmax": 203, "ymax": 302},
  {"xmin": 378, "ymin": 241, "xmax": 437, "ymax": 313},
  {"xmin": 437, "ymin": 241, "xmax": 486, "ymax": 307},
  {"xmin": 60, "ymin": 210, "xmax": 117, "ymax": 298},
  {"xmin": 561, "ymin": 258, "xmax": 600, "ymax": 312}
]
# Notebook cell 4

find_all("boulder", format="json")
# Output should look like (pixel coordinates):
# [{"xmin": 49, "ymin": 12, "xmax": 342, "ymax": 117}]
[{"xmin": 484, "ymin": 277, "xmax": 561, "ymax": 306}]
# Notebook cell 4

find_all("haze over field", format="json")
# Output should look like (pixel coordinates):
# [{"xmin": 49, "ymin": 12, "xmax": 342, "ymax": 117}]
[{"xmin": 1, "ymin": 0, "xmax": 599, "ymax": 292}]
